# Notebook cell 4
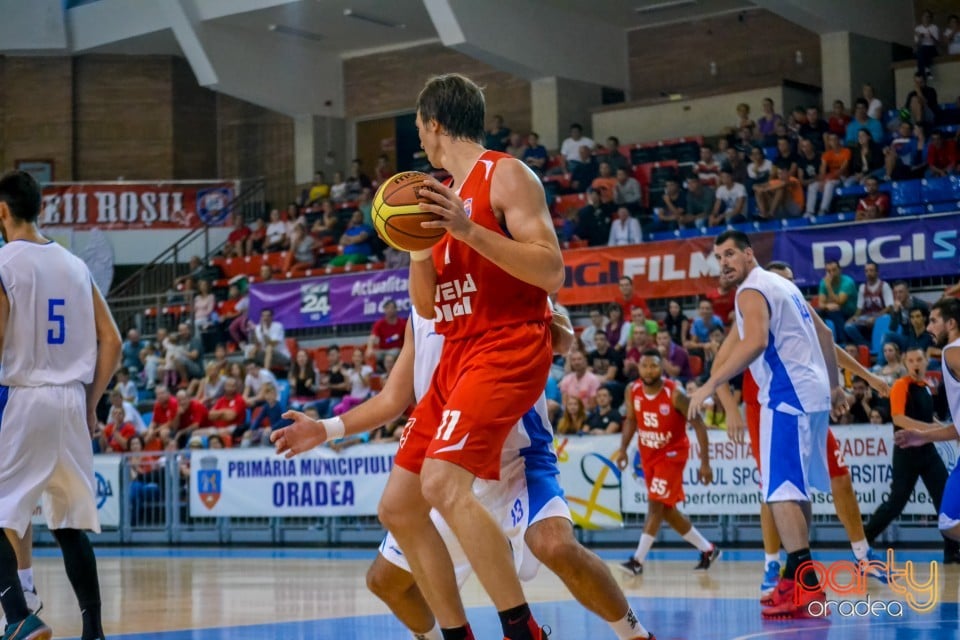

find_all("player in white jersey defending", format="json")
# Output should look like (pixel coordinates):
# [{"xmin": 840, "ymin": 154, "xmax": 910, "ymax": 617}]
[
  {"xmin": 273, "ymin": 307, "xmax": 654, "ymax": 640},
  {"xmin": 0, "ymin": 171, "xmax": 122, "ymax": 640},
  {"xmin": 687, "ymin": 230, "xmax": 846, "ymax": 619},
  {"xmin": 895, "ymin": 297, "xmax": 960, "ymax": 546}
]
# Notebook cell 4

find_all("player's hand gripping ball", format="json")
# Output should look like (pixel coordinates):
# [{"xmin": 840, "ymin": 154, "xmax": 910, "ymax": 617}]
[{"xmin": 373, "ymin": 171, "xmax": 446, "ymax": 252}]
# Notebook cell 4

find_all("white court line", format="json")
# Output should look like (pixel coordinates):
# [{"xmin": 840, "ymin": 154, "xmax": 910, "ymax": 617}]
[{"xmin": 729, "ymin": 618, "xmax": 960, "ymax": 640}]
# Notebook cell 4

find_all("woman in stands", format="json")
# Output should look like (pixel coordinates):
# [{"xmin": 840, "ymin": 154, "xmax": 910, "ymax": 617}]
[
  {"xmin": 756, "ymin": 98, "xmax": 782, "ymax": 146},
  {"xmin": 846, "ymin": 129, "xmax": 886, "ymax": 186},
  {"xmin": 333, "ymin": 348, "xmax": 373, "ymax": 415},
  {"xmin": 873, "ymin": 341, "xmax": 908, "ymax": 388},
  {"xmin": 663, "ymin": 299, "xmax": 689, "ymax": 348},
  {"xmin": 288, "ymin": 349, "xmax": 319, "ymax": 410},
  {"xmin": 556, "ymin": 396, "xmax": 587, "ymax": 435}
]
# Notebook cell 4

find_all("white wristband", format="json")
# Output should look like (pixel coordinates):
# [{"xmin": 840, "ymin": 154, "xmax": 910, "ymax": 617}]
[
  {"xmin": 410, "ymin": 249, "xmax": 433, "ymax": 262},
  {"xmin": 322, "ymin": 416, "xmax": 345, "ymax": 440}
]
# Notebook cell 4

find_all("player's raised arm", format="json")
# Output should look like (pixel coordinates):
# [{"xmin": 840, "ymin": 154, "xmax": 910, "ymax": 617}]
[
  {"xmin": 87, "ymin": 282, "xmax": 122, "ymax": 429},
  {"xmin": 273, "ymin": 321, "xmax": 417, "ymax": 457}
]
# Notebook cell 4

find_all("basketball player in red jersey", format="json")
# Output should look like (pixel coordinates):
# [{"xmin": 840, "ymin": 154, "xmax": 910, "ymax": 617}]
[
  {"xmin": 614, "ymin": 349, "xmax": 720, "ymax": 575},
  {"xmin": 377, "ymin": 74, "xmax": 601, "ymax": 640},
  {"xmin": 716, "ymin": 261, "xmax": 890, "ymax": 600}
]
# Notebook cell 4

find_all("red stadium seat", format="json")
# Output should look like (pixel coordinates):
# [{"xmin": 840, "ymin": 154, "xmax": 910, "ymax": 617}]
[
  {"xmin": 688, "ymin": 355, "xmax": 703, "ymax": 378},
  {"xmin": 553, "ymin": 193, "xmax": 587, "ymax": 216}
]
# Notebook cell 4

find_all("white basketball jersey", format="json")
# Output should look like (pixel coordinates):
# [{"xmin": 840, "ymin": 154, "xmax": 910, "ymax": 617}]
[
  {"xmin": 735, "ymin": 266, "xmax": 830, "ymax": 414},
  {"xmin": 942, "ymin": 337, "xmax": 960, "ymax": 438},
  {"xmin": 0, "ymin": 241, "xmax": 97, "ymax": 387}
]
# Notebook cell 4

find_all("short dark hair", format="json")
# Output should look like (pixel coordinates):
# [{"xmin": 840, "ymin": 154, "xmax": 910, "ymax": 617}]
[
  {"xmin": 714, "ymin": 229, "xmax": 751, "ymax": 249},
  {"xmin": 765, "ymin": 260, "xmax": 792, "ymax": 271},
  {"xmin": 607, "ymin": 135, "xmax": 620, "ymax": 145},
  {"xmin": 933, "ymin": 297, "xmax": 960, "ymax": 327},
  {"xmin": 904, "ymin": 345, "xmax": 926, "ymax": 357},
  {"xmin": 0, "ymin": 171, "xmax": 42, "ymax": 223},
  {"xmin": 909, "ymin": 305, "xmax": 929, "ymax": 321},
  {"xmin": 570, "ymin": 123, "xmax": 583, "ymax": 131},
  {"xmin": 825, "ymin": 259, "xmax": 840, "ymax": 268},
  {"xmin": 641, "ymin": 348, "xmax": 661, "ymax": 360},
  {"xmin": 416, "ymin": 74, "xmax": 485, "ymax": 143},
  {"xmin": 328, "ymin": 344, "xmax": 340, "ymax": 353},
  {"xmin": 855, "ymin": 97, "xmax": 869, "ymax": 108},
  {"xmin": 243, "ymin": 358, "xmax": 258, "ymax": 367}
]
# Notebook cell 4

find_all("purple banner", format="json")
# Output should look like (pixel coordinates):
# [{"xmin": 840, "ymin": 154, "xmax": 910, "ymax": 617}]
[
  {"xmin": 774, "ymin": 213, "xmax": 960, "ymax": 288},
  {"xmin": 249, "ymin": 269, "xmax": 411, "ymax": 330}
]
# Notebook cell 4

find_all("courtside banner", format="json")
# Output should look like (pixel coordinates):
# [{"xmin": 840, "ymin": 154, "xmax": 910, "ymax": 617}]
[
  {"xmin": 249, "ymin": 269, "xmax": 411, "ymax": 330},
  {"xmin": 557, "ymin": 232, "xmax": 775, "ymax": 305},
  {"xmin": 774, "ymin": 213, "xmax": 960, "ymax": 287},
  {"xmin": 189, "ymin": 444, "xmax": 396, "ymax": 517},
  {"xmin": 554, "ymin": 434, "xmax": 624, "ymax": 529},
  {"xmin": 40, "ymin": 181, "xmax": 238, "ymax": 229},
  {"xmin": 621, "ymin": 425, "xmax": 958, "ymax": 516},
  {"xmin": 32, "ymin": 456, "xmax": 121, "ymax": 529}
]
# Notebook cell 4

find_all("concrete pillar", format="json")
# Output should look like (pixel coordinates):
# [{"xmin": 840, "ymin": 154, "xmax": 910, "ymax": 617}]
[
  {"xmin": 530, "ymin": 76, "xmax": 604, "ymax": 151},
  {"xmin": 820, "ymin": 31, "xmax": 894, "ymax": 114},
  {"xmin": 293, "ymin": 115, "xmax": 347, "ymax": 186}
]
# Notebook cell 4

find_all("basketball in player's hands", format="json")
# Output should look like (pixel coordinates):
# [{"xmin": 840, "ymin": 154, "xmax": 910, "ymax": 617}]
[{"xmin": 373, "ymin": 171, "xmax": 446, "ymax": 252}]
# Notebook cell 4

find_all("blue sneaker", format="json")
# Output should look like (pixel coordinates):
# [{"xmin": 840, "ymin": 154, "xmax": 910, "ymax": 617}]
[
  {"xmin": 761, "ymin": 560, "xmax": 781, "ymax": 598},
  {"xmin": 859, "ymin": 548, "xmax": 889, "ymax": 584},
  {"xmin": 2, "ymin": 614, "xmax": 52, "ymax": 640}
]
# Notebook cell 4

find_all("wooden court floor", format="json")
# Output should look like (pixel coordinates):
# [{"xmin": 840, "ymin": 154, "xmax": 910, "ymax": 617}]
[{"xmin": 27, "ymin": 547, "xmax": 960, "ymax": 640}]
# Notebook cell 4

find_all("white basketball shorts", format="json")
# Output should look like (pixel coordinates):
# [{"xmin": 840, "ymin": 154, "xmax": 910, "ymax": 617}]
[
  {"xmin": 759, "ymin": 406, "xmax": 831, "ymax": 503},
  {"xmin": 0, "ymin": 384, "xmax": 100, "ymax": 537}
]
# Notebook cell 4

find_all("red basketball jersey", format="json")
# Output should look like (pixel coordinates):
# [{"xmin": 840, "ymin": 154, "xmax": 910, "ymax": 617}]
[
  {"xmin": 430, "ymin": 151, "xmax": 549, "ymax": 341},
  {"xmin": 742, "ymin": 368, "xmax": 759, "ymax": 407},
  {"xmin": 630, "ymin": 378, "xmax": 688, "ymax": 456}
]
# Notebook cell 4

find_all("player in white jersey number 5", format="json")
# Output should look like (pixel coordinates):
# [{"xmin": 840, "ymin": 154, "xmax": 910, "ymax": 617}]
[
  {"xmin": 273, "ymin": 307, "xmax": 654, "ymax": 640},
  {"xmin": 895, "ymin": 297, "xmax": 960, "ymax": 546},
  {"xmin": 0, "ymin": 171, "xmax": 122, "ymax": 640}
]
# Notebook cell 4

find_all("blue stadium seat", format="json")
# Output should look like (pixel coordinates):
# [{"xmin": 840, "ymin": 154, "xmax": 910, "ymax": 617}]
[
  {"xmin": 871, "ymin": 314, "xmax": 892, "ymax": 356},
  {"xmin": 779, "ymin": 216, "xmax": 809, "ymax": 228},
  {"xmin": 763, "ymin": 146, "xmax": 777, "ymax": 161},
  {"xmin": 276, "ymin": 379, "xmax": 291, "ymax": 411},
  {"xmin": 921, "ymin": 177, "xmax": 956, "ymax": 204},
  {"xmin": 890, "ymin": 180, "xmax": 923, "ymax": 206},
  {"xmin": 894, "ymin": 204, "xmax": 926, "ymax": 216},
  {"xmin": 834, "ymin": 184, "xmax": 866, "ymax": 199},
  {"xmin": 824, "ymin": 318, "xmax": 836, "ymax": 338},
  {"xmin": 926, "ymin": 202, "xmax": 960, "ymax": 214}
]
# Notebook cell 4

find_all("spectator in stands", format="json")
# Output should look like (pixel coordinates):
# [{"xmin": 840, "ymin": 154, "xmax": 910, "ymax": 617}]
[
  {"xmin": 312, "ymin": 201, "xmax": 344, "ymax": 248},
  {"xmin": 522, "ymin": 132, "xmax": 548, "ymax": 175},
  {"xmin": 604, "ymin": 137, "xmax": 630, "ymax": 173},
  {"xmin": 616, "ymin": 276, "xmax": 651, "ymax": 317},
  {"xmin": 723, "ymin": 146, "xmax": 748, "ymax": 185},
  {"xmin": 904, "ymin": 72, "xmax": 940, "ymax": 125},
  {"xmin": 945, "ymin": 14, "xmax": 960, "ymax": 55},
  {"xmin": 806, "ymin": 132, "xmax": 849, "ymax": 216},
  {"xmin": 288, "ymin": 350, "xmax": 318, "ymax": 409},
  {"xmin": 788, "ymin": 106, "xmax": 807, "ymax": 137},
  {"xmin": 575, "ymin": 189, "xmax": 610, "ymax": 247},
  {"xmin": 681, "ymin": 175, "xmax": 714, "ymax": 229},
  {"xmin": 844, "ymin": 262, "xmax": 894, "ymax": 347},
  {"xmin": 243, "ymin": 358, "xmax": 279, "ymax": 407},
  {"xmin": 684, "ymin": 299, "xmax": 724, "ymax": 355},
  {"xmin": 664, "ymin": 299, "xmax": 689, "ymax": 347},
  {"xmin": 367, "ymin": 299, "xmax": 407, "ymax": 359},
  {"xmin": 329, "ymin": 210, "xmax": 374, "ymax": 267},
  {"xmin": 224, "ymin": 213, "xmax": 250, "ymax": 258},
  {"xmin": 915, "ymin": 10, "xmax": 940, "ymax": 77},
  {"xmin": 329, "ymin": 171, "xmax": 348, "ymax": 202},
  {"xmin": 887, "ymin": 307, "xmax": 936, "ymax": 363},
  {"xmin": 174, "ymin": 389, "xmax": 209, "ymax": 448},
  {"xmin": 625, "ymin": 306, "xmax": 659, "ymax": 348},
  {"xmin": 732, "ymin": 102, "xmax": 756, "ymax": 137},
  {"xmin": 591, "ymin": 162, "xmax": 618, "ymax": 207},
  {"xmin": 484, "ymin": 115, "xmax": 510, "ymax": 152},
  {"xmin": 873, "ymin": 342, "xmax": 908, "ymax": 387},
  {"xmin": 123, "ymin": 328, "xmax": 145, "ymax": 377},
  {"xmin": 757, "ymin": 97, "xmax": 782, "ymax": 145},
  {"xmin": 614, "ymin": 167, "xmax": 642, "ymax": 213},
  {"xmin": 569, "ymin": 145, "xmax": 598, "ymax": 192},
  {"xmin": 885, "ymin": 281, "xmax": 929, "ymax": 338},
  {"xmin": 115, "ymin": 367, "xmax": 137, "ymax": 404},
  {"xmin": 846, "ymin": 377, "xmax": 880, "ymax": 424},
  {"xmin": 770, "ymin": 136, "xmax": 799, "ymax": 179},
  {"xmin": 713, "ymin": 139, "xmax": 730, "ymax": 167},
  {"xmin": 656, "ymin": 178, "xmax": 685, "ymax": 230},
  {"xmin": 886, "ymin": 121, "xmax": 927, "ymax": 180},
  {"xmin": 99, "ymin": 406, "xmax": 136, "ymax": 454},
  {"xmin": 247, "ymin": 308, "xmax": 290, "ymax": 370},
  {"xmin": 846, "ymin": 100, "xmax": 884, "ymax": 148},
  {"xmin": 246, "ymin": 218, "xmax": 266, "ymax": 256},
  {"xmin": 755, "ymin": 165, "xmax": 803, "ymax": 220},
  {"xmin": 696, "ymin": 145, "xmax": 720, "ymax": 187},
  {"xmin": 505, "ymin": 133, "xmax": 527, "ymax": 160},
  {"xmin": 218, "ymin": 282, "xmax": 249, "ymax": 349},
  {"xmin": 148, "ymin": 385, "xmax": 178, "ymax": 445},
  {"xmin": 206, "ymin": 377, "xmax": 245, "ymax": 444},
  {"xmin": 586, "ymin": 331, "xmax": 623, "ymax": 392},
  {"xmin": 656, "ymin": 328, "xmax": 692, "ymax": 383},
  {"xmin": 607, "ymin": 206, "xmax": 642, "ymax": 247},
  {"xmin": 264, "ymin": 209, "xmax": 290, "ymax": 253},
  {"xmin": 559, "ymin": 350, "xmax": 603, "ymax": 411},
  {"xmin": 357, "ymin": 187, "xmax": 374, "ymax": 228},
  {"xmin": 796, "ymin": 138, "xmax": 821, "ymax": 204},
  {"xmin": 174, "ymin": 255, "xmax": 216, "ymax": 288},
  {"xmin": 926, "ymin": 130, "xmax": 958, "ymax": 176},
  {"xmin": 108, "ymin": 387, "xmax": 146, "ymax": 434},
  {"xmin": 170, "ymin": 322, "xmax": 203, "ymax": 384},
  {"xmin": 193, "ymin": 279, "xmax": 217, "ymax": 334},
  {"xmin": 346, "ymin": 159, "xmax": 372, "ymax": 199},
  {"xmin": 196, "ymin": 361, "xmax": 226, "ymax": 408},
  {"xmin": 140, "ymin": 342, "xmax": 161, "ymax": 390},
  {"xmin": 746, "ymin": 146, "xmax": 773, "ymax": 189},
  {"xmin": 846, "ymin": 129, "xmax": 886, "ymax": 185},
  {"xmin": 708, "ymin": 168, "xmax": 747, "ymax": 226},
  {"xmin": 855, "ymin": 176, "xmax": 891, "ymax": 221},
  {"xmin": 584, "ymin": 387, "xmax": 621, "ymax": 435},
  {"xmin": 800, "ymin": 106, "xmax": 830, "ymax": 152},
  {"xmin": 285, "ymin": 224, "xmax": 317, "ymax": 273},
  {"xmin": 556, "ymin": 396, "xmax": 587, "ymax": 435},
  {"xmin": 580, "ymin": 308, "xmax": 607, "ymax": 353},
  {"xmin": 316, "ymin": 345, "xmax": 350, "ymax": 418},
  {"xmin": 859, "ymin": 84, "xmax": 882, "ymax": 121},
  {"xmin": 560, "ymin": 123, "xmax": 595, "ymax": 169},
  {"xmin": 817, "ymin": 260, "xmax": 858, "ymax": 343},
  {"xmin": 334, "ymin": 349, "xmax": 374, "ymax": 415},
  {"xmin": 828, "ymin": 100, "xmax": 851, "ymax": 138},
  {"xmin": 307, "ymin": 171, "xmax": 330, "ymax": 205},
  {"xmin": 605, "ymin": 304, "xmax": 629, "ymax": 351}
]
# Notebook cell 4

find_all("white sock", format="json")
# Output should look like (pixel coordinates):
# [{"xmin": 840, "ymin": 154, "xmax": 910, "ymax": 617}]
[
  {"xmin": 851, "ymin": 539, "xmax": 870, "ymax": 561},
  {"xmin": 682, "ymin": 527, "xmax": 713, "ymax": 553},
  {"xmin": 18, "ymin": 568, "xmax": 34, "ymax": 592},
  {"xmin": 609, "ymin": 608, "xmax": 650, "ymax": 640},
  {"xmin": 634, "ymin": 533, "xmax": 656, "ymax": 563},
  {"xmin": 412, "ymin": 624, "xmax": 442, "ymax": 640},
  {"xmin": 764, "ymin": 553, "xmax": 781, "ymax": 566}
]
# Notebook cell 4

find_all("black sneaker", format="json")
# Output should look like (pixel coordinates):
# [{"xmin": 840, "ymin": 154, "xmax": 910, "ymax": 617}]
[
  {"xmin": 694, "ymin": 546, "xmax": 721, "ymax": 570},
  {"xmin": 618, "ymin": 558, "xmax": 644, "ymax": 576}
]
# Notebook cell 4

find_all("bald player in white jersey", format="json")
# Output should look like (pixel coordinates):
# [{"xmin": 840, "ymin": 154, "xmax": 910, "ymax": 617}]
[
  {"xmin": 0, "ymin": 171, "xmax": 122, "ymax": 640},
  {"xmin": 895, "ymin": 297, "xmax": 960, "ymax": 548},
  {"xmin": 273, "ymin": 307, "xmax": 654, "ymax": 640}
]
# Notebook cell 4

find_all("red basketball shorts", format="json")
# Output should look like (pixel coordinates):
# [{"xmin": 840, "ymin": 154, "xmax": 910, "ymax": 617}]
[
  {"xmin": 747, "ymin": 400, "xmax": 847, "ymax": 480},
  {"xmin": 394, "ymin": 321, "xmax": 552, "ymax": 480},
  {"xmin": 641, "ymin": 448, "xmax": 688, "ymax": 508}
]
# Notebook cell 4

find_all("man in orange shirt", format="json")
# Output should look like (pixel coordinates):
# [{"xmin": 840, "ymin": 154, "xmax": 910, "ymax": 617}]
[
  {"xmin": 805, "ymin": 132, "xmax": 850, "ymax": 216},
  {"xmin": 755, "ymin": 166, "xmax": 804, "ymax": 219},
  {"xmin": 591, "ymin": 162, "xmax": 619, "ymax": 207}
]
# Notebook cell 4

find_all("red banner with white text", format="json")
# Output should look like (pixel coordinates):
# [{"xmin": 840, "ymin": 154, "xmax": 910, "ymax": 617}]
[
  {"xmin": 558, "ymin": 232, "xmax": 775, "ymax": 305},
  {"xmin": 40, "ymin": 182, "xmax": 238, "ymax": 229}
]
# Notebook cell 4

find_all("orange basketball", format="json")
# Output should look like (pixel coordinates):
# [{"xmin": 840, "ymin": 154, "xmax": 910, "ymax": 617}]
[{"xmin": 372, "ymin": 171, "xmax": 446, "ymax": 252}]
